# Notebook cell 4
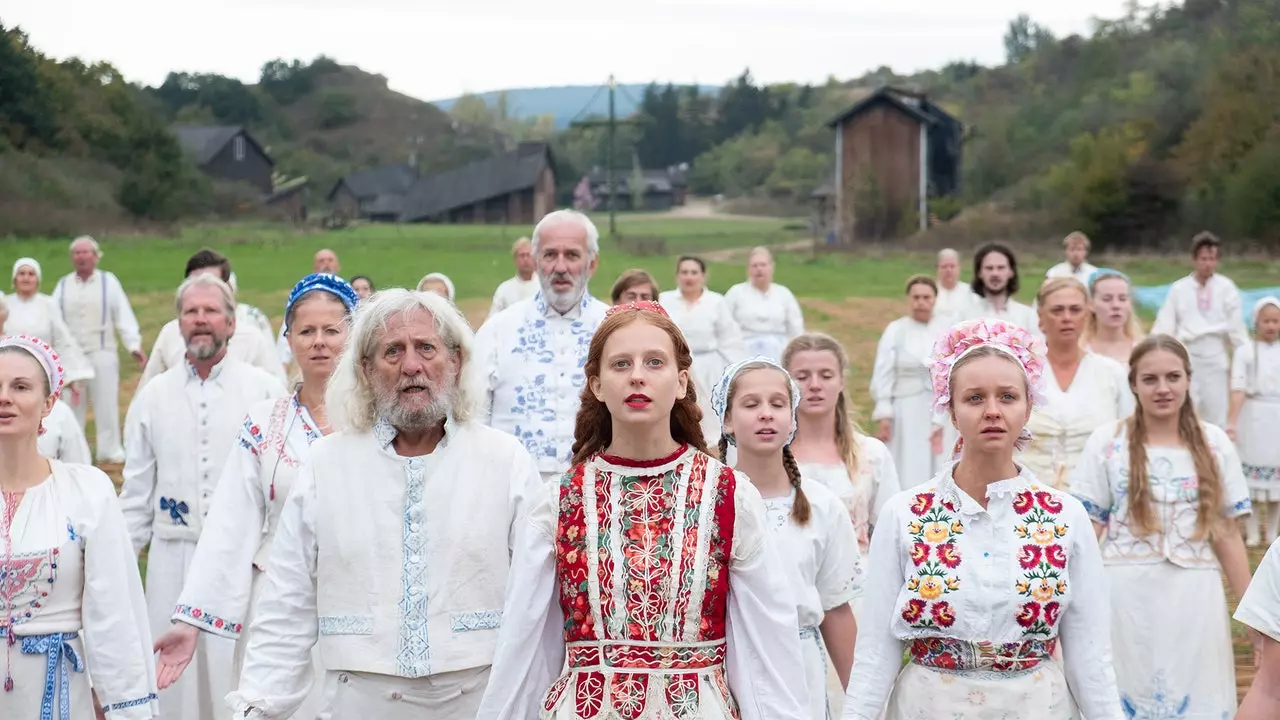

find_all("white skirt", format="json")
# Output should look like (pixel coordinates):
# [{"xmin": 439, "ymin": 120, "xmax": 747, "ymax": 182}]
[
  {"xmin": 1238, "ymin": 398, "xmax": 1280, "ymax": 469},
  {"xmin": 888, "ymin": 392, "xmax": 938, "ymax": 489},
  {"xmin": 1107, "ymin": 562, "xmax": 1236, "ymax": 718},
  {"xmin": 884, "ymin": 659, "xmax": 1077, "ymax": 719}
]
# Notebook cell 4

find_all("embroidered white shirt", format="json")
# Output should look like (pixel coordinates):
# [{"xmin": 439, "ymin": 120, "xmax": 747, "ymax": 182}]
[
  {"xmin": 1151, "ymin": 274, "xmax": 1250, "ymax": 356},
  {"xmin": 137, "ymin": 318, "xmax": 286, "ymax": 389},
  {"xmin": 4, "ymin": 292, "xmax": 95, "ymax": 383},
  {"xmin": 119, "ymin": 359, "xmax": 286, "ymax": 552},
  {"xmin": 51, "ymin": 270, "xmax": 143, "ymax": 353},
  {"xmin": 227, "ymin": 418, "xmax": 542, "ymax": 719},
  {"xmin": 37, "ymin": 399, "xmax": 92, "ymax": 465},
  {"xmin": 1045, "ymin": 261, "xmax": 1099, "ymax": 282},
  {"xmin": 843, "ymin": 464, "xmax": 1120, "ymax": 719},
  {"xmin": 1070, "ymin": 420, "xmax": 1252, "ymax": 569},
  {"xmin": 723, "ymin": 282, "xmax": 805, "ymax": 360},
  {"xmin": 473, "ymin": 292, "xmax": 609, "ymax": 475},
  {"xmin": 488, "ymin": 276, "xmax": 539, "ymax": 319}
]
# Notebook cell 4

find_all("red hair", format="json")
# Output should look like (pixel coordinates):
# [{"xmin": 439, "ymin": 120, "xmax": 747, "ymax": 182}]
[{"xmin": 570, "ymin": 307, "xmax": 708, "ymax": 464}]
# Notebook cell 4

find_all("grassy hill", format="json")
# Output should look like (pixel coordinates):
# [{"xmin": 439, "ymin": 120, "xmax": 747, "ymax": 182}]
[{"xmin": 431, "ymin": 83, "xmax": 719, "ymax": 129}]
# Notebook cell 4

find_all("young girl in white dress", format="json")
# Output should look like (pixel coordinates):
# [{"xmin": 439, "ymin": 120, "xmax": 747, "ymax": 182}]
[
  {"xmin": 1229, "ymin": 297, "xmax": 1280, "ymax": 547},
  {"xmin": 0, "ymin": 334, "xmax": 158, "ymax": 719},
  {"xmin": 784, "ymin": 333, "xmax": 898, "ymax": 559},
  {"xmin": 714, "ymin": 357, "xmax": 861, "ymax": 720},
  {"xmin": 843, "ymin": 319, "xmax": 1121, "ymax": 720},
  {"xmin": 1072, "ymin": 333, "xmax": 1256, "ymax": 718}
]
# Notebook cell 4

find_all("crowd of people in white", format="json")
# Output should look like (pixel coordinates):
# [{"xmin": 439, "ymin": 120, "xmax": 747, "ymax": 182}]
[{"xmin": 1, "ymin": 215, "xmax": 1279, "ymax": 720}]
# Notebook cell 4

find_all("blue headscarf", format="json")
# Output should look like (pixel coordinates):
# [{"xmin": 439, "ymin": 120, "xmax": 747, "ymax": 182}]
[
  {"xmin": 1086, "ymin": 268, "xmax": 1130, "ymax": 292},
  {"xmin": 284, "ymin": 273, "xmax": 359, "ymax": 329},
  {"xmin": 710, "ymin": 356, "xmax": 802, "ymax": 446}
]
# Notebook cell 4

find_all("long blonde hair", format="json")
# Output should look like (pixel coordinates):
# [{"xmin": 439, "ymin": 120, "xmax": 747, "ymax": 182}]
[
  {"xmin": 782, "ymin": 333, "xmax": 863, "ymax": 483},
  {"xmin": 1082, "ymin": 272, "xmax": 1144, "ymax": 347},
  {"xmin": 1124, "ymin": 335, "xmax": 1222, "ymax": 540}
]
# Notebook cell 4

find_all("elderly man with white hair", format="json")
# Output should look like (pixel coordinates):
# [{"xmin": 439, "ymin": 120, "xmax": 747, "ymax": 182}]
[
  {"xmin": 228, "ymin": 288, "xmax": 542, "ymax": 719},
  {"xmin": 487, "ymin": 236, "xmax": 539, "ymax": 318},
  {"xmin": 119, "ymin": 273, "xmax": 286, "ymax": 720},
  {"xmin": 933, "ymin": 247, "xmax": 975, "ymax": 326},
  {"xmin": 474, "ymin": 209, "xmax": 610, "ymax": 483},
  {"xmin": 51, "ymin": 234, "xmax": 146, "ymax": 462}
]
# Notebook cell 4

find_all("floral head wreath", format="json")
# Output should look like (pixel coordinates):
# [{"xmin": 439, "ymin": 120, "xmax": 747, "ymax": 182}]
[
  {"xmin": 0, "ymin": 334, "xmax": 65, "ymax": 398},
  {"xmin": 711, "ymin": 356, "xmax": 802, "ymax": 447},
  {"xmin": 605, "ymin": 300, "xmax": 670, "ymax": 318}
]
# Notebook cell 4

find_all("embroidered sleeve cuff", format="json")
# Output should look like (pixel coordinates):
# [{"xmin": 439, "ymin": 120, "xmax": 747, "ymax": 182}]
[
  {"xmin": 102, "ymin": 693, "xmax": 157, "ymax": 719},
  {"xmin": 1073, "ymin": 496, "xmax": 1110, "ymax": 524},
  {"xmin": 172, "ymin": 604, "xmax": 243, "ymax": 639},
  {"xmin": 226, "ymin": 692, "xmax": 270, "ymax": 718},
  {"xmin": 1227, "ymin": 497, "xmax": 1253, "ymax": 519}
]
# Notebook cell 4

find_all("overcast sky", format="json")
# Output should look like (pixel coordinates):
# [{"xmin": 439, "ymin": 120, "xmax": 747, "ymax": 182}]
[{"xmin": 5, "ymin": 0, "xmax": 1133, "ymax": 101}]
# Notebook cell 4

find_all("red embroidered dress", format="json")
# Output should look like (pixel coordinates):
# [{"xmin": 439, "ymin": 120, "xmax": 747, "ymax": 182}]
[{"xmin": 477, "ymin": 446, "xmax": 810, "ymax": 720}]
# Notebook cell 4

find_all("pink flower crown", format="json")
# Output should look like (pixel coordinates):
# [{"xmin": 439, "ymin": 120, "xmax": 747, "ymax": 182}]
[
  {"xmin": 606, "ymin": 300, "xmax": 670, "ymax": 318},
  {"xmin": 928, "ymin": 319, "xmax": 1047, "ymax": 413}
]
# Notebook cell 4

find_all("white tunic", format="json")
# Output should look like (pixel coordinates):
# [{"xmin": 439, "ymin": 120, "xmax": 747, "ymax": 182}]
[
  {"xmin": 138, "ymin": 318, "xmax": 286, "ymax": 389},
  {"xmin": 227, "ymin": 418, "xmax": 542, "ymax": 719},
  {"xmin": 0, "ymin": 461, "xmax": 158, "ymax": 720},
  {"xmin": 1235, "ymin": 536, "xmax": 1280, "ymax": 640},
  {"xmin": 965, "ymin": 295, "xmax": 1040, "ymax": 337},
  {"xmin": 50, "ymin": 270, "xmax": 142, "ymax": 354},
  {"xmin": 934, "ymin": 283, "xmax": 975, "ymax": 327},
  {"xmin": 3, "ymin": 293, "xmax": 95, "ymax": 384},
  {"xmin": 798, "ymin": 435, "xmax": 900, "ymax": 556},
  {"xmin": 842, "ymin": 465, "xmax": 1121, "ymax": 720},
  {"xmin": 1020, "ymin": 352, "xmax": 1133, "ymax": 490},
  {"xmin": 237, "ymin": 304, "xmax": 275, "ymax": 340},
  {"xmin": 1151, "ymin": 274, "xmax": 1250, "ymax": 357},
  {"xmin": 489, "ymin": 276, "xmax": 539, "ymax": 319},
  {"xmin": 761, "ymin": 480, "xmax": 863, "ymax": 720},
  {"xmin": 1231, "ymin": 340, "xmax": 1280, "ymax": 470},
  {"xmin": 37, "ymin": 400, "xmax": 92, "ymax": 465},
  {"xmin": 474, "ymin": 292, "xmax": 609, "ymax": 477},
  {"xmin": 723, "ymin": 282, "xmax": 805, "ymax": 361},
  {"xmin": 1045, "ymin": 261, "xmax": 1099, "ymax": 282},
  {"xmin": 1070, "ymin": 421, "xmax": 1250, "ymax": 719},
  {"xmin": 871, "ymin": 317, "xmax": 945, "ymax": 489},
  {"xmin": 658, "ymin": 289, "xmax": 748, "ymax": 440}
]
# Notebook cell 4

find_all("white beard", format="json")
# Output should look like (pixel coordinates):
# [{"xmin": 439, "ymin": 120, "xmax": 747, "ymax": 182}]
[{"xmin": 540, "ymin": 272, "xmax": 588, "ymax": 313}]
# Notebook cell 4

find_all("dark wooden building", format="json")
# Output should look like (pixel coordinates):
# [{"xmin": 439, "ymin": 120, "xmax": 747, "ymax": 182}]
[
  {"xmin": 172, "ymin": 125, "xmax": 275, "ymax": 194},
  {"xmin": 326, "ymin": 164, "xmax": 418, "ymax": 222},
  {"xmin": 826, "ymin": 87, "xmax": 963, "ymax": 241},
  {"xmin": 399, "ymin": 142, "xmax": 556, "ymax": 224},
  {"xmin": 587, "ymin": 169, "xmax": 681, "ymax": 212}
]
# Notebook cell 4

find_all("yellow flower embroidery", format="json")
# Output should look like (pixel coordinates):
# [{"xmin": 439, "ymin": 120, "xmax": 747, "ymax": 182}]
[
  {"xmin": 1032, "ymin": 580, "xmax": 1055, "ymax": 602},
  {"xmin": 1015, "ymin": 524, "xmax": 1028, "ymax": 538},
  {"xmin": 919, "ymin": 576, "xmax": 945, "ymax": 600},
  {"xmin": 1054, "ymin": 524, "xmax": 1069, "ymax": 538},
  {"xmin": 907, "ymin": 520, "xmax": 924, "ymax": 535},
  {"xmin": 1016, "ymin": 579, "xmax": 1030, "ymax": 595},
  {"xmin": 923, "ymin": 522, "xmax": 950, "ymax": 543},
  {"xmin": 1056, "ymin": 580, "xmax": 1068, "ymax": 595},
  {"xmin": 1030, "ymin": 524, "xmax": 1055, "ymax": 545},
  {"xmin": 907, "ymin": 577, "xmax": 920, "ymax": 592},
  {"xmin": 950, "ymin": 521, "xmax": 965, "ymax": 534},
  {"xmin": 945, "ymin": 577, "xmax": 961, "ymax": 592}
]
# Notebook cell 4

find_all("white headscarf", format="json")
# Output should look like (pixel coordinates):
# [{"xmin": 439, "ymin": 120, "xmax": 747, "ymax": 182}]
[{"xmin": 12, "ymin": 258, "xmax": 41, "ymax": 284}]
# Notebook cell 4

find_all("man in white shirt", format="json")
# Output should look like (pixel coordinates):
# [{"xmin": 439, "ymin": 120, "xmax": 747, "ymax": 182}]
[
  {"xmin": 1045, "ymin": 231, "xmax": 1099, "ymax": 282},
  {"xmin": 965, "ymin": 242, "xmax": 1040, "ymax": 335},
  {"xmin": 120, "ymin": 274, "xmax": 286, "ymax": 720},
  {"xmin": 934, "ymin": 248, "xmax": 975, "ymax": 326},
  {"xmin": 278, "ymin": 248, "xmax": 343, "ymax": 366},
  {"xmin": 138, "ymin": 249, "xmax": 286, "ymax": 389},
  {"xmin": 227, "ymin": 271, "xmax": 276, "ymax": 339},
  {"xmin": 1152, "ymin": 231, "xmax": 1249, "ymax": 427},
  {"xmin": 51, "ymin": 234, "xmax": 146, "ymax": 463},
  {"xmin": 487, "ymin": 236, "xmax": 538, "ymax": 319},
  {"xmin": 228, "ymin": 288, "xmax": 541, "ymax": 719},
  {"xmin": 474, "ymin": 210, "xmax": 610, "ymax": 483}
]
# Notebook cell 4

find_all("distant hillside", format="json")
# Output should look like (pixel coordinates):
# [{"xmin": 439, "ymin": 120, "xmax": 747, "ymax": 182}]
[{"xmin": 432, "ymin": 84, "xmax": 719, "ymax": 128}]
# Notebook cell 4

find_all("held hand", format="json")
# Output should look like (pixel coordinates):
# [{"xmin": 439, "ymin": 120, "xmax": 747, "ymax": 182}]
[
  {"xmin": 131, "ymin": 349, "xmax": 148, "ymax": 367},
  {"xmin": 930, "ymin": 426, "xmax": 943, "ymax": 456},
  {"xmin": 876, "ymin": 419, "xmax": 892, "ymax": 443},
  {"xmin": 154, "ymin": 623, "xmax": 200, "ymax": 689}
]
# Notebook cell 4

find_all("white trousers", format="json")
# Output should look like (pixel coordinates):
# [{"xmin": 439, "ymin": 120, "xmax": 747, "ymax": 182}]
[
  {"xmin": 316, "ymin": 667, "xmax": 490, "ymax": 720},
  {"xmin": 146, "ymin": 538, "xmax": 235, "ymax": 720},
  {"xmin": 69, "ymin": 349, "xmax": 124, "ymax": 461},
  {"xmin": 1189, "ymin": 354, "xmax": 1229, "ymax": 429}
]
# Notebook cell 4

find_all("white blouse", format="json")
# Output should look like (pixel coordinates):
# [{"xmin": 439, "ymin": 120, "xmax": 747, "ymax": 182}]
[
  {"xmin": 1151, "ymin": 274, "xmax": 1250, "ymax": 356},
  {"xmin": 1235, "ymin": 537, "xmax": 1280, "ymax": 640},
  {"xmin": 657, "ymin": 289, "xmax": 746, "ymax": 359},
  {"xmin": 761, "ymin": 480, "xmax": 863, "ymax": 629},
  {"xmin": 843, "ymin": 465, "xmax": 1120, "ymax": 719},
  {"xmin": 723, "ymin": 283, "xmax": 804, "ymax": 343},
  {"xmin": 4, "ymin": 292, "xmax": 95, "ymax": 383},
  {"xmin": 1070, "ymin": 421, "xmax": 1252, "ymax": 569},
  {"xmin": 798, "ymin": 435, "xmax": 900, "ymax": 553},
  {"xmin": 139, "ymin": 318, "xmax": 286, "ymax": 389},
  {"xmin": 37, "ymin": 400, "xmax": 92, "ymax": 465},
  {"xmin": 0, "ymin": 461, "xmax": 158, "ymax": 718},
  {"xmin": 869, "ymin": 317, "xmax": 942, "ymax": 419}
]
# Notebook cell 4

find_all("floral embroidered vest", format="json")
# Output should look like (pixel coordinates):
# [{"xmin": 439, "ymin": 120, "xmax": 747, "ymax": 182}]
[{"xmin": 542, "ymin": 447, "xmax": 740, "ymax": 719}]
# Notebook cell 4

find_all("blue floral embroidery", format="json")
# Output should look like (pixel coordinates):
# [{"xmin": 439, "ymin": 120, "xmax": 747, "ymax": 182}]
[
  {"xmin": 449, "ymin": 610, "xmax": 502, "ymax": 632},
  {"xmin": 397, "ymin": 456, "xmax": 430, "ymax": 677},
  {"xmin": 65, "ymin": 520, "xmax": 77, "ymax": 543},
  {"xmin": 159, "ymin": 497, "xmax": 189, "ymax": 526},
  {"xmin": 102, "ymin": 694, "xmax": 157, "ymax": 713},
  {"xmin": 1120, "ymin": 672, "xmax": 1191, "ymax": 718},
  {"xmin": 1074, "ymin": 495, "xmax": 1111, "ymax": 524},
  {"xmin": 20, "ymin": 632, "xmax": 84, "ymax": 720},
  {"xmin": 1231, "ymin": 497, "xmax": 1253, "ymax": 517},
  {"xmin": 319, "ymin": 615, "xmax": 374, "ymax": 635}
]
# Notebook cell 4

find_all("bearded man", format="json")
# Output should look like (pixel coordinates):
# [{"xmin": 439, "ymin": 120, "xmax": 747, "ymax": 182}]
[
  {"xmin": 474, "ymin": 209, "xmax": 610, "ymax": 482},
  {"xmin": 120, "ymin": 273, "xmax": 286, "ymax": 719},
  {"xmin": 228, "ymin": 288, "xmax": 542, "ymax": 719}
]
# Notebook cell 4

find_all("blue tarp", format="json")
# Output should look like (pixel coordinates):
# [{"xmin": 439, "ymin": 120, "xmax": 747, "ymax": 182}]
[{"xmin": 1132, "ymin": 284, "xmax": 1280, "ymax": 330}]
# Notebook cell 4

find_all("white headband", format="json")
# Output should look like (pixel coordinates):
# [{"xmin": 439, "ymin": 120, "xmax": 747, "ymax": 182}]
[{"xmin": 12, "ymin": 258, "xmax": 41, "ymax": 284}]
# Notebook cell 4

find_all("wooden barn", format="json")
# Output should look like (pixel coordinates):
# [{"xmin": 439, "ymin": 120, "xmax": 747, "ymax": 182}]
[
  {"xmin": 399, "ymin": 142, "xmax": 556, "ymax": 224},
  {"xmin": 172, "ymin": 125, "xmax": 275, "ymax": 194},
  {"xmin": 826, "ymin": 87, "xmax": 963, "ymax": 241}
]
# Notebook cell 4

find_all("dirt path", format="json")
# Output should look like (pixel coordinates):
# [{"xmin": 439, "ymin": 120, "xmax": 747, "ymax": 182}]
[{"xmin": 701, "ymin": 239, "xmax": 813, "ymax": 263}]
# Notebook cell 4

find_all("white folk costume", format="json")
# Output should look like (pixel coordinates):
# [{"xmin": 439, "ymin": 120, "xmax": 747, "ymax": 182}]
[
  {"xmin": 1020, "ymin": 352, "xmax": 1133, "ymax": 490},
  {"xmin": 489, "ymin": 275, "xmax": 539, "ymax": 319},
  {"xmin": 761, "ymin": 480, "xmax": 862, "ymax": 720},
  {"xmin": 1232, "ymin": 336, "xmax": 1280, "ymax": 502},
  {"xmin": 477, "ymin": 446, "xmax": 810, "ymax": 719},
  {"xmin": 171, "ymin": 395, "xmax": 327, "ymax": 718},
  {"xmin": 659, "ymin": 289, "xmax": 748, "ymax": 442},
  {"xmin": 723, "ymin": 282, "xmax": 805, "ymax": 362},
  {"xmin": 37, "ymin": 400, "xmax": 92, "ymax": 466},
  {"xmin": 51, "ymin": 269, "xmax": 142, "ymax": 462},
  {"xmin": 228, "ymin": 418, "xmax": 542, "ymax": 719},
  {"xmin": 1234, "ymin": 536, "xmax": 1280, "ymax": 642},
  {"xmin": 965, "ymin": 295, "xmax": 1040, "ymax": 337},
  {"xmin": 1045, "ymin": 261, "xmax": 1098, "ymax": 283},
  {"xmin": 871, "ymin": 317, "xmax": 945, "ymax": 487},
  {"xmin": 0, "ymin": 461, "xmax": 158, "ymax": 720},
  {"xmin": 797, "ymin": 436, "xmax": 899, "ymax": 559},
  {"xmin": 138, "ymin": 317, "xmax": 286, "ymax": 389},
  {"xmin": 1152, "ymin": 274, "xmax": 1249, "ymax": 427},
  {"xmin": 842, "ymin": 466, "xmax": 1122, "ymax": 719},
  {"xmin": 1071, "ymin": 420, "xmax": 1250, "ymax": 719},
  {"xmin": 474, "ymin": 292, "xmax": 609, "ymax": 482},
  {"xmin": 934, "ymin": 283, "xmax": 975, "ymax": 327},
  {"xmin": 5, "ymin": 284, "xmax": 95, "ymax": 389},
  {"xmin": 119, "ymin": 359, "xmax": 285, "ymax": 720}
]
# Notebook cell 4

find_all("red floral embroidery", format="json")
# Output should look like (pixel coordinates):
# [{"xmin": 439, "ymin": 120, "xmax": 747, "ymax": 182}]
[
  {"xmin": 937, "ymin": 544, "xmax": 961, "ymax": 569},
  {"xmin": 900, "ymin": 491, "xmax": 963, "ymax": 630},
  {"xmin": 1035, "ymin": 490, "xmax": 1064, "ymax": 513},
  {"xmin": 1012, "ymin": 485, "xmax": 1070, "ymax": 638},
  {"xmin": 1016, "ymin": 602, "xmax": 1041, "ymax": 627},
  {"xmin": 1013, "ymin": 491, "xmax": 1035, "ymax": 514},
  {"xmin": 910, "ymin": 493, "xmax": 934, "ymax": 515},
  {"xmin": 931, "ymin": 601, "xmax": 956, "ymax": 628},
  {"xmin": 910, "ymin": 542, "xmax": 930, "ymax": 566},
  {"xmin": 902, "ymin": 598, "xmax": 927, "ymax": 624},
  {"xmin": 1044, "ymin": 601, "xmax": 1062, "ymax": 626},
  {"xmin": 1018, "ymin": 544, "xmax": 1042, "ymax": 569},
  {"xmin": 1045, "ymin": 544, "xmax": 1067, "ymax": 569}
]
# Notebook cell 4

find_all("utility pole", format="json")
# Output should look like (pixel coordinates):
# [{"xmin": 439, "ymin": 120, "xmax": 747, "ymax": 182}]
[{"xmin": 570, "ymin": 75, "xmax": 639, "ymax": 241}]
